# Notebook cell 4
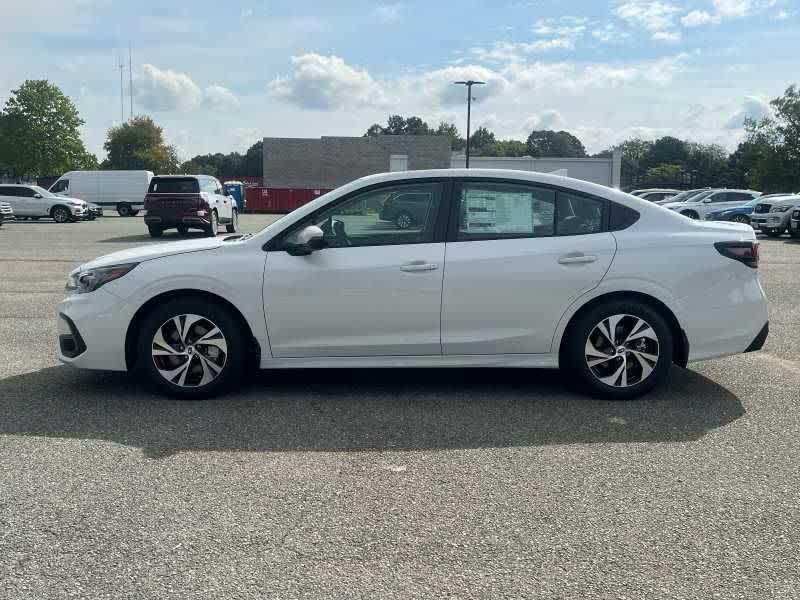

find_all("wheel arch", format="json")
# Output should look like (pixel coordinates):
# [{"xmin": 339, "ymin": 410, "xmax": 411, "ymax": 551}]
[
  {"xmin": 124, "ymin": 288, "xmax": 261, "ymax": 370},
  {"xmin": 557, "ymin": 290, "xmax": 689, "ymax": 368},
  {"xmin": 50, "ymin": 204, "xmax": 71, "ymax": 217}
]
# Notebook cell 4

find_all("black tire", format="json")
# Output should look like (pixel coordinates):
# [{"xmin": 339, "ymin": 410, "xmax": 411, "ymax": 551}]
[
  {"xmin": 681, "ymin": 210, "xmax": 699, "ymax": 220},
  {"xmin": 148, "ymin": 225, "xmax": 163, "ymax": 238},
  {"xmin": 205, "ymin": 210, "xmax": 219, "ymax": 237},
  {"xmin": 117, "ymin": 203, "xmax": 133, "ymax": 217},
  {"xmin": 51, "ymin": 205, "xmax": 71, "ymax": 223},
  {"xmin": 764, "ymin": 228, "xmax": 784, "ymax": 238},
  {"xmin": 177, "ymin": 225, "xmax": 189, "ymax": 235},
  {"xmin": 135, "ymin": 297, "xmax": 247, "ymax": 399},
  {"xmin": 226, "ymin": 209, "xmax": 238, "ymax": 233},
  {"xmin": 789, "ymin": 228, "xmax": 800, "ymax": 240},
  {"xmin": 562, "ymin": 299, "xmax": 674, "ymax": 400},
  {"xmin": 395, "ymin": 211, "xmax": 414, "ymax": 229},
  {"xmin": 732, "ymin": 214, "xmax": 750, "ymax": 224}
]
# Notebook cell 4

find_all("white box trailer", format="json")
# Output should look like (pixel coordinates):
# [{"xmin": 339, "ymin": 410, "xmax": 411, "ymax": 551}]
[{"xmin": 49, "ymin": 170, "xmax": 154, "ymax": 216}]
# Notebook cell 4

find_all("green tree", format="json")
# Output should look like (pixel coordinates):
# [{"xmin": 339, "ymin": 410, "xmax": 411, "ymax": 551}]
[
  {"xmin": 771, "ymin": 84, "xmax": 800, "ymax": 161},
  {"xmin": 643, "ymin": 163, "xmax": 687, "ymax": 186},
  {"xmin": 686, "ymin": 143, "xmax": 728, "ymax": 187},
  {"xmin": 480, "ymin": 140, "xmax": 528, "ymax": 157},
  {"xmin": 468, "ymin": 127, "xmax": 496, "ymax": 154},
  {"xmin": 434, "ymin": 121, "xmax": 465, "ymax": 150},
  {"xmin": 0, "ymin": 80, "xmax": 96, "ymax": 178},
  {"xmin": 242, "ymin": 140, "xmax": 262, "ymax": 177},
  {"xmin": 642, "ymin": 136, "xmax": 689, "ymax": 170},
  {"xmin": 526, "ymin": 130, "xmax": 586, "ymax": 158},
  {"xmin": 103, "ymin": 115, "xmax": 178, "ymax": 173}
]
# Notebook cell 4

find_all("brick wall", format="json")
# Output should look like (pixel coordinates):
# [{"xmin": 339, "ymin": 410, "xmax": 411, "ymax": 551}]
[{"xmin": 263, "ymin": 135, "xmax": 452, "ymax": 188}]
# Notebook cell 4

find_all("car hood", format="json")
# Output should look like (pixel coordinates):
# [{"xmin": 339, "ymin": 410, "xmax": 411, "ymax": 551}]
[
  {"xmin": 662, "ymin": 201, "xmax": 695, "ymax": 209},
  {"xmin": 57, "ymin": 196, "xmax": 87, "ymax": 205},
  {"xmin": 79, "ymin": 236, "xmax": 228, "ymax": 270}
]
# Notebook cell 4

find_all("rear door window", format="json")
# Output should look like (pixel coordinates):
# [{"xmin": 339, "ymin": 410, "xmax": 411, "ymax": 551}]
[{"xmin": 148, "ymin": 178, "xmax": 200, "ymax": 194}]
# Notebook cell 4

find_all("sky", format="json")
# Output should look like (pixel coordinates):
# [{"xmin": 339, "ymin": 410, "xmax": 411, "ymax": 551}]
[{"xmin": 1, "ymin": 0, "xmax": 798, "ymax": 160}]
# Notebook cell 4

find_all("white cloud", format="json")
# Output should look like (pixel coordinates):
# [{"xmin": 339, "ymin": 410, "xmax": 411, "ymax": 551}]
[
  {"xmin": 134, "ymin": 65, "xmax": 239, "ymax": 112},
  {"xmin": 135, "ymin": 64, "xmax": 203, "ymax": 111},
  {"xmin": 372, "ymin": 3, "xmax": 405, "ymax": 24},
  {"xmin": 416, "ymin": 65, "xmax": 510, "ymax": 106},
  {"xmin": 614, "ymin": 1, "xmax": 680, "ymax": 31},
  {"xmin": 524, "ymin": 109, "xmax": 565, "ymax": 131},
  {"xmin": 204, "ymin": 85, "xmax": 239, "ymax": 109},
  {"xmin": 681, "ymin": 10, "xmax": 719, "ymax": 26},
  {"xmin": 532, "ymin": 16, "xmax": 588, "ymax": 37},
  {"xmin": 268, "ymin": 53, "xmax": 388, "ymax": 110},
  {"xmin": 773, "ymin": 9, "xmax": 793, "ymax": 19},
  {"xmin": 724, "ymin": 95, "xmax": 772, "ymax": 128},
  {"xmin": 592, "ymin": 23, "xmax": 632, "ymax": 43},
  {"xmin": 652, "ymin": 30, "xmax": 682, "ymax": 42},
  {"xmin": 713, "ymin": 0, "xmax": 777, "ymax": 18}
]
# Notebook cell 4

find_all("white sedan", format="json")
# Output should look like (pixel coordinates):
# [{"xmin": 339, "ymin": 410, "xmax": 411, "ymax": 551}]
[{"xmin": 57, "ymin": 169, "xmax": 769, "ymax": 400}]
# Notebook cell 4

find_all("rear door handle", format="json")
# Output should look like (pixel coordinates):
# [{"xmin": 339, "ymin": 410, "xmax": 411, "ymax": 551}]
[
  {"xmin": 400, "ymin": 261, "xmax": 438, "ymax": 272},
  {"xmin": 558, "ymin": 253, "xmax": 597, "ymax": 265}
]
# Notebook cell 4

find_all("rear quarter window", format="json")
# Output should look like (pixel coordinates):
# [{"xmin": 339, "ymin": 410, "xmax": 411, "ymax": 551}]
[
  {"xmin": 609, "ymin": 202, "xmax": 640, "ymax": 231},
  {"xmin": 148, "ymin": 178, "xmax": 200, "ymax": 194}
]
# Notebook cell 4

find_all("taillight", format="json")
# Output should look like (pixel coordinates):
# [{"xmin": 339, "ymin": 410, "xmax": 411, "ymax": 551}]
[{"xmin": 714, "ymin": 241, "xmax": 759, "ymax": 268}]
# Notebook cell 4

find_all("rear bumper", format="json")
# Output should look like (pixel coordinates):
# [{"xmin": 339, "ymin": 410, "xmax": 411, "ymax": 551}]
[{"xmin": 144, "ymin": 214, "xmax": 211, "ymax": 227}]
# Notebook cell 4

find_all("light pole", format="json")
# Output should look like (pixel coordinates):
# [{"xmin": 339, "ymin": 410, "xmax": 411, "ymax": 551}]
[{"xmin": 453, "ymin": 80, "xmax": 485, "ymax": 168}]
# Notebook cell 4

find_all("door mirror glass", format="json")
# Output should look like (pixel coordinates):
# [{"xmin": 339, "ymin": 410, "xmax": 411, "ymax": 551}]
[
  {"xmin": 286, "ymin": 225, "xmax": 325, "ymax": 255},
  {"xmin": 33, "ymin": 193, "xmax": 42, "ymax": 198},
  {"xmin": 703, "ymin": 198, "xmax": 713, "ymax": 203}
]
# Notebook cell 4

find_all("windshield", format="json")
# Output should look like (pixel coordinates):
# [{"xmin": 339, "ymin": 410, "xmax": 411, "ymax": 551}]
[
  {"xmin": 686, "ymin": 190, "xmax": 716, "ymax": 203},
  {"xmin": 30, "ymin": 186, "xmax": 53, "ymax": 197}
]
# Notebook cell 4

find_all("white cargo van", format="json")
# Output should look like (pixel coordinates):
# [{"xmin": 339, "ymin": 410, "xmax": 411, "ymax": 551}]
[{"xmin": 49, "ymin": 170, "xmax": 154, "ymax": 216}]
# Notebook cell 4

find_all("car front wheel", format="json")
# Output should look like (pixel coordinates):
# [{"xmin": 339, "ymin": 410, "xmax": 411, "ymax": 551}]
[
  {"xmin": 563, "ymin": 300, "xmax": 673, "ymax": 400},
  {"xmin": 136, "ymin": 298, "xmax": 246, "ymax": 399},
  {"xmin": 51, "ymin": 206, "xmax": 71, "ymax": 223},
  {"xmin": 226, "ymin": 209, "xmax": 238, "ymax": 233}
]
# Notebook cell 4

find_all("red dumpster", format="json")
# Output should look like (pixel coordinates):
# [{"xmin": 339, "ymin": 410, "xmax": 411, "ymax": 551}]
[{"xmin": 245, "ymin": 187, "xmax": 332, "ymax": 213}]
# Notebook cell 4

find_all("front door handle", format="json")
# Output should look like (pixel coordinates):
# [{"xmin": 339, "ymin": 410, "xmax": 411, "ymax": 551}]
[
  {"xmin": 558, "ymin": 253, "xmax": 597, "ymax": 265},
  {"xmin": 400, "ymin": 261, "xmax": 438, "ymax": 272}
]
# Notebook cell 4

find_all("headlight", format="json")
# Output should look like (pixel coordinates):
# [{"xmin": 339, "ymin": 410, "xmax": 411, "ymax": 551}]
[
  {"xmin": 66, "ymin": 263, "xmax": 139, "ymax": 294},
  {"xmin": 770, "ymin": 206, "xmax": 791, "ymax": 213}
]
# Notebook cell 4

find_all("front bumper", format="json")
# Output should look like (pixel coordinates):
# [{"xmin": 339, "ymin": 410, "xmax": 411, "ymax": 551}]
[
  {"xmin": 751, "ymin": 214, "xmax": 789, "ymax": 230},
  {"xmin": 57, "ymin": 288, "xmax": 131, "ymax": 371}
]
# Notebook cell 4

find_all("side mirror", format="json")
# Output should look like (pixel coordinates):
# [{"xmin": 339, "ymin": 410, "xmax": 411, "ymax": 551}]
[
  {"xmin": 703, "ymin": 198, "xmax": 712, "ymax": 203},
  {"xmin": 34, "ymin": 193, "xmax": 42, "ymax": 198},
  {"xmin": 286, "ymin": 225, "xmax": 325, "ymax": 256}
]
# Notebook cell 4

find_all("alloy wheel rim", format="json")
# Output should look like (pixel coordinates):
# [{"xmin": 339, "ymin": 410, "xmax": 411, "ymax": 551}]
[
  {"xmin": 397, "ymin": 214, "xmax": 411, "ymax": 228},
  {"xmin": 151, "ymin": 314, "xmax": 228, "ymax": 388},
  {"xmin": 585, "ymin": 314, "xmax": 660, "ymax": 388},
  {"xmin": 54, "ymin": 208, "xmax": 67, "ymax": 222}
]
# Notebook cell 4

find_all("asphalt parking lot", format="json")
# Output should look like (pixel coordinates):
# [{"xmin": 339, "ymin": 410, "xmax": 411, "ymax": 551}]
[{"xmin": 1, "ymin": 214, "xmax": 799, "ymax": 599}]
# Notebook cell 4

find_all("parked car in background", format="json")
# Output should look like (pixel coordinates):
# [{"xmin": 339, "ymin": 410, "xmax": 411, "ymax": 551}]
[
  {"xmin": 654, "ymin": 188, "xmax": 712, "ymax": 205},
  {"xmin": 0, "ymin": 184, "xmax": 89, "ymax": 222},
  {"xmin": 58, "ymin": 169, "xmax": 768, "ymax": 402},
  {"xmin": 662, "ymin": 189, "xmax": 761, "ymax": 219},
  {"xmin": 143, "ymin": 175, "xmax": 238, "ymax": 237},
  {"xmin": 86, "ymin": 203, "xmax": 103, "ymax": 219},
  {"xmin": 0, "ymin": 201, "xmax": 14, "ymax": 226},
  {"xmin": 750, "ymin": 194, "xmax": 800, "ymax": 237},
  {"xmin": 632, "ymin": 189, "xmax": 680, "ymax": 202},
  {"xmin": 630, "ymin": 188, "xmax": 677, "ymax": 197},
  {"xmin": 790, "ymin": 208, "xmax": 800, "ymax": 239},
  {"xmin": 378, "ymin": 189, "xmax": 437, "ymax": 228},
  {"xmin": 49, "ymin": 170, "xmax": 153, "ymax": 217},
  {"xmin": 704, "ymin": 197, "xmax": 762, "ymax": 224}
]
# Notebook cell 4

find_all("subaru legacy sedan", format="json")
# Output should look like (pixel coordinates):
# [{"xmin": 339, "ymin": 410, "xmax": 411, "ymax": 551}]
[{"xmin": 57, "ymin": 170, "xmax": 768, "ymax": 400}]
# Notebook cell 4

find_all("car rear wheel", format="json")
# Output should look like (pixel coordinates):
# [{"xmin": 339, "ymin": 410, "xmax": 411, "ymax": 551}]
[
  {"xmin": 395, "ymin": 211, "xmax": 414, "ymax": 229},
  {"xmin": 117, "ymin": 203, "xmax": 133, "ymax": 217},
  {"xmin": 205, "ymin": 211, "xmax": 218, "ymax": 237},
  {"xmin": 732, "ymin": 215, "xmax": 750, "ymax": 224},
  {"xmin": 226, "ymin": 209, "xmax": 238, "ymax": 233},
  {"xmin": 51, "ymin": 206, "xmax": 71, "ymax": 223},
  {"xmin": 563, "ymin": 300, "xmax": 673, "ymax": 400},
  {"xmin": 148, "ymin": 225, "xmax": 163, "ymax": 238},
  {"xmin": 135, "ymin": 298, "xmax": 246, "ymax": 399}
]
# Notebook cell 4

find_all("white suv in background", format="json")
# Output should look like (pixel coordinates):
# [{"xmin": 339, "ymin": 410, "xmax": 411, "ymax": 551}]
[
  {"xmin": 0, "ymin": 184, "xmax": 89, "ymax": 222},
  {"xmin": 662, "ymin": 189, "xmax": 761, "ymax": 220}
]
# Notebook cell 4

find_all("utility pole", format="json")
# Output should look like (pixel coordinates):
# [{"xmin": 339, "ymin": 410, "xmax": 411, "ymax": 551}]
[
  {"xmin": 129, "ymin": 43, "xmax": 134, "ymax": 120},
  {"xmin": 453, "ymin": 80, "xmax": 485, "ymax": 168},
  {"xmin": 119, "ymin": 53, "xmax": 125, "ymax": 123}
]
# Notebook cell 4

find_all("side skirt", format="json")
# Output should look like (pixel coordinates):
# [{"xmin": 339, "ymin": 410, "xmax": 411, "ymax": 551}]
[{"xmin": 260, "ymin": 353, "xmax": 560, "ymax": 370}]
